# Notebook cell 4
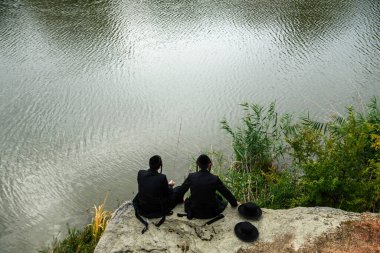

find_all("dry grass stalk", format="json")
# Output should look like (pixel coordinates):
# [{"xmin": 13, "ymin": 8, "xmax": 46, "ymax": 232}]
[{"xmin": 91, "ymin": 192, "xmax": 112, "ymax": 240}]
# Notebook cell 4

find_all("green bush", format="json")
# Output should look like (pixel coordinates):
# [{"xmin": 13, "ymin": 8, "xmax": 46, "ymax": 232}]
[
  {"xmin": 221, "ymin": 98, "xmax": 380, "ymax": 212},
  {"xmin": 288, "ymin": 98, "xmax": 380, "ymax": 212}
]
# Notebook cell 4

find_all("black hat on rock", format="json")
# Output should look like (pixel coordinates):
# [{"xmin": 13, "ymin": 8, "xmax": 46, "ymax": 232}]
[
  {"xmin": 234, "ymin": 222, "xmax": 259, "ymax": 242},
  {"xmin": 238, "ymin": 202, "xmax": 262, "ymax": 220}
]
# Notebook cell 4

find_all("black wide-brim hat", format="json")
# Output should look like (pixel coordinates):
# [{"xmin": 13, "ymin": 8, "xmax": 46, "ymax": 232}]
[
  {"xmin": 234, "ymin": 221, "xmax": 259, "ymax": 242},
  {"xmin": 238, "ymin": 202, "xmax": 262, "ymax": 220}
]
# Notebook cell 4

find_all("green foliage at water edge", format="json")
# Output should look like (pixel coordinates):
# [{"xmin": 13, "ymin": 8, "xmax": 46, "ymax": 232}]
[{"xmin": 221, "ymin": 97, "xmax": 380, "ymax": 212}]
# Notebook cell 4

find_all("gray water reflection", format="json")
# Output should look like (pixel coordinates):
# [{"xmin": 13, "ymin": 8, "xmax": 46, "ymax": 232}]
[{"xmin": 0, "ymin": 0, "xmax": 379, "ymax": 252}]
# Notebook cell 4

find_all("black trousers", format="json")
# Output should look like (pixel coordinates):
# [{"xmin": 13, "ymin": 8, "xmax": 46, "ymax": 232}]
[
  {"xmin": 184, "ymin": 194, "xmax": 227, "ymax": 219},
  {"xmin": 133, "ymin": 185, "xmax": 185, "ymax": 218}
]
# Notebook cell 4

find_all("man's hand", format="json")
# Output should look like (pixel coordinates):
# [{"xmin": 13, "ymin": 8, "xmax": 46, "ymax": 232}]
[{"xmin": 168, "ymin": 180, "xmax": 176, "ymax": 186}]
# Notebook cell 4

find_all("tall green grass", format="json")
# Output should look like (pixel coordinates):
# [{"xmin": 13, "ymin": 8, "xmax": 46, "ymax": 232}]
[{"xmin": 220, "ymin": 102, "xmax": 294, "ymax": 172}]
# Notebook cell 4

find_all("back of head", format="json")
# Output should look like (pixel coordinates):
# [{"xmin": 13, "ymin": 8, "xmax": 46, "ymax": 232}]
[
  {"xmin": 149, "ymin": 155, "xmax": 162, "ymax": 170},
  {"xmin": 196, "ymin": 154, "xmax": 212, "ymax": 170}
]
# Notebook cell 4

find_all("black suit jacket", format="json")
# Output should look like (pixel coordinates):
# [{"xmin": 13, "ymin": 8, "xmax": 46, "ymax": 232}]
[
  {"xmin": 135, "ymin": 169, "xmax": 172, "ymax": 217},
  {"xmin": 180, "ymin": 169, "xmax": 238, "ymax": 218}
]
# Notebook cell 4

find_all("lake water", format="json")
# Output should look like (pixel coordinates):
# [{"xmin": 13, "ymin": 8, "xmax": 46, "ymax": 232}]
[{"xmin": 0, "ymin": 0, "xmax": 379, "ymax": 252}]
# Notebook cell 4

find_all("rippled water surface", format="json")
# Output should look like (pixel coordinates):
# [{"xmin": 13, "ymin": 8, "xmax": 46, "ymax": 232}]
[{"xmin": 0, "ymin": 0, "xmax": 379, "ymax": 251}]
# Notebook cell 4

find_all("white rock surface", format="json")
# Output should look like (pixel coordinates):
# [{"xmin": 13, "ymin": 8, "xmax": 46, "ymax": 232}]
[{"xmin": 95, "ymin": 201, "xmax": 363, "ymax": 253}]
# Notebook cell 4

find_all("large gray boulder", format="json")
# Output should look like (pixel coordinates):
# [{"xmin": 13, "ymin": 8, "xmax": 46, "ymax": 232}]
[{"xmin": 95, "ymin": 201, "xmax": 378, "ymax": 253}]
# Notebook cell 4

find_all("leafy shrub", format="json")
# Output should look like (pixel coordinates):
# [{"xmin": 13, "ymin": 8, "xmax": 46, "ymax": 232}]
[
  {"xmin": 288, "ymin": 98, "xmax": 380, "ymax": 212},
  {"xmin": 220, "ymin": 98, "xmax": 380, "ymax": 212}
]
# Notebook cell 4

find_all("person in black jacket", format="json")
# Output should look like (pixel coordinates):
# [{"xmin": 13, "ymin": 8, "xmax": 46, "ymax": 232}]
[
  {"xmin": 133, "ymin": 155, "xmax": 183, "ymax": 218},
  {"xmin": 180, "ymin": 154, "xmax": 238, "ymax": 219}
]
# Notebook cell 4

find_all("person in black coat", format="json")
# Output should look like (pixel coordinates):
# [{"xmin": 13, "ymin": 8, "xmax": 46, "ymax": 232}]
[
  {"xmin": 133, "ymin": 155, "xmax": 182, "ymax": 218},
  {"xmin": 180, "ymin": 154, "xmax": 238, "ymax": 219}
]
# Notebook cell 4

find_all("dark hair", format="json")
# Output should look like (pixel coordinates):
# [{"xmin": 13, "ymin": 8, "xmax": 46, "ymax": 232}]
[
  {"xmin": 196, "ymin": 154, "xmax": 212, "ymax": 170},
  {"xmin": 149, "ymin": 155, "xmax": 162, "ymax": 170}
]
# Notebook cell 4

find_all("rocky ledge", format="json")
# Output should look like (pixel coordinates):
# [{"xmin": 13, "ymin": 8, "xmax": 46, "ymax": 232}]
[{"xmin": 95, "ymin": 201, "xmax": 380, "ymax": 253}]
